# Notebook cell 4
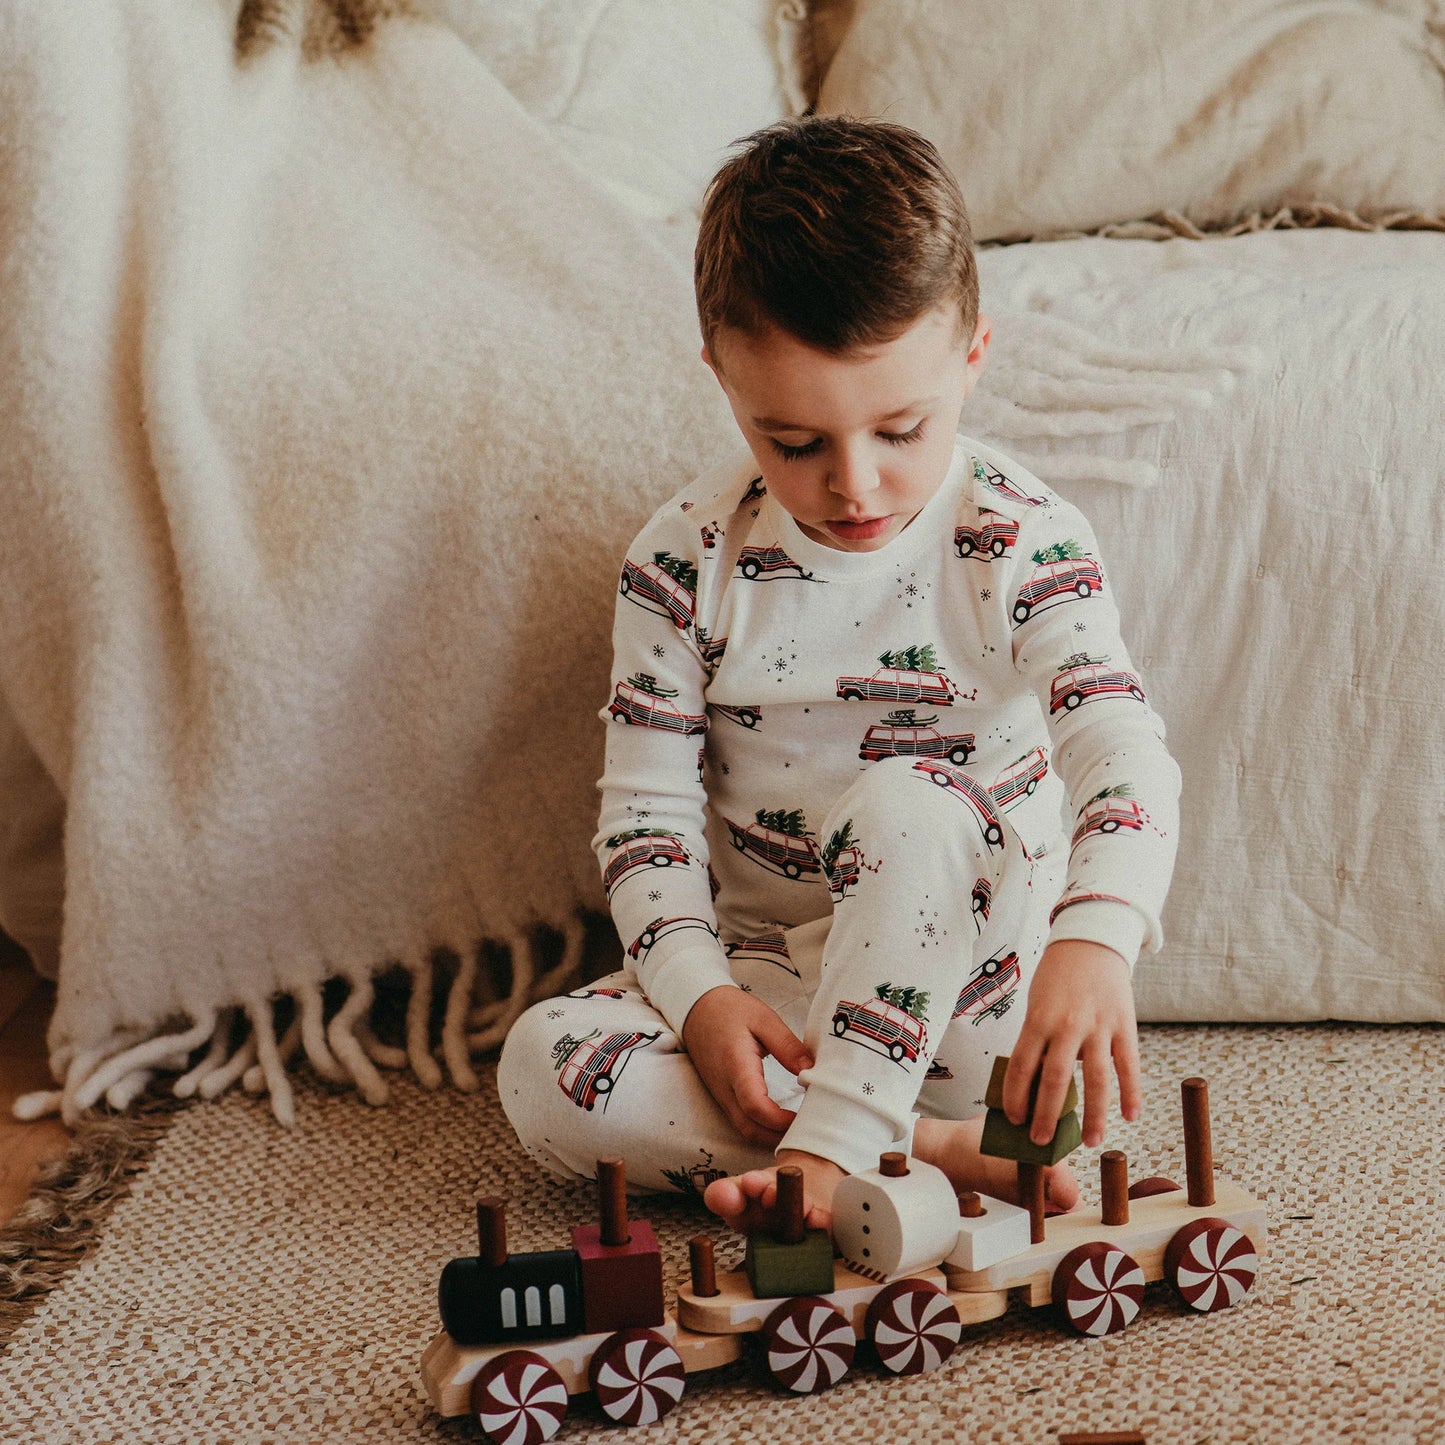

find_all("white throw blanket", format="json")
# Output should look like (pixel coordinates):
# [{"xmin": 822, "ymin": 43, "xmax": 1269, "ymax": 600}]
[{"xmin": 0, "ymin": 0, "xmax": 1239, "ymax": 1123}]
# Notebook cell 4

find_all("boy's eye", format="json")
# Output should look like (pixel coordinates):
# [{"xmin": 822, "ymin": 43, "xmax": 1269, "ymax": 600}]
[
  {"xmin": 881, "ymin": 421, "xmax": 926, "ymax": 446},
  {"xmin": 769, "ymin": 437, "xmax": 823, "ymax": 461}
]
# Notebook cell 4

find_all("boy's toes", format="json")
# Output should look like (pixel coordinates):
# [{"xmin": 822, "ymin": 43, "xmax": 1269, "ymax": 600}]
[{"xmin": 1043, "ymin": 1161, "xmax": 1080, "ymax": 1214}]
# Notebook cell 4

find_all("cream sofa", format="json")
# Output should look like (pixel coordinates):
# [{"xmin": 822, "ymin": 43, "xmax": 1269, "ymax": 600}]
[{"xmin": 1, "ymin": 0, "xmax": 1440, "ymax": 1122}]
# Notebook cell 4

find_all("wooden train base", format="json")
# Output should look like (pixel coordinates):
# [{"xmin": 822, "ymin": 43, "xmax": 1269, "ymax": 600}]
[{"xmin": 421, "ymin": 1078, "xmax": 1266, "ymax": 1441}]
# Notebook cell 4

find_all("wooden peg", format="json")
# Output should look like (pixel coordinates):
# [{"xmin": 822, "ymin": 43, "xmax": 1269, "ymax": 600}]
[
  {"xmin": 1100, "ymin": 1150, "xmax": 1129, "ymax": 1226},
  {"xmin": 1058, "ymin": 1432, "xmax": 1147, "ymax": 1444},
  {"xmin": 1182, "ymin": 1077, "xmax": 1215, "ymax": 1207},
  {"xmin": 1017, "ymin": 1160, "xmax": 1046, "ymax": 1244},
  {"xmin": 958, "ymin": 1190, "xmax": 985, "ymax": 1219},
  {"xmin": 776, "ymin": 1164, "xmax": 805, "ymax": 1245},
  {"xmin": 689, "ymin": 1236, "xmax": 718, "ymax": 1298},
  {"xmin": 879, "ymin": 1151, "xmax": 909, "ymax": 1178},
  {"xmin": 475, "ymin": 1196, "xmax": 507, "ymax": 1268},
  {"xmin": 597, "ymin": 1156, "xmax": 631, "ymax": 1246}
]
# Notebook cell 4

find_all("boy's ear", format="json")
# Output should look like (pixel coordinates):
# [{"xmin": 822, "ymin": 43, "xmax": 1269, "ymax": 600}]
[
  {"xmin": 701, "ymin": 344, "xmax": 721, "ymax": 383},
  {"xmin": 968, "ymin": 314, "xmax": 991, "ymax": 370}
]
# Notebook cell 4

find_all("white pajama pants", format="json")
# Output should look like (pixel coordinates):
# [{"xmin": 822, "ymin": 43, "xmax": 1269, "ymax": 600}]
[{"xmin": 499, "ymin": 757, "xmax": 1063, "ymax": 1198}]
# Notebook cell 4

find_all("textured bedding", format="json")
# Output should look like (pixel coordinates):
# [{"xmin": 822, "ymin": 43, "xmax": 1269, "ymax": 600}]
[{"xmin": 977, "ymin": 229, "xmax": 1445, "ymax": 1021}]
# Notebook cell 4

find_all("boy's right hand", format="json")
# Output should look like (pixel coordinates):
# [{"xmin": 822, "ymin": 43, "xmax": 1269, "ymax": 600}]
[{"xmin": 681, "ymin": 985, "xmax": 814, "ymax": 1149}]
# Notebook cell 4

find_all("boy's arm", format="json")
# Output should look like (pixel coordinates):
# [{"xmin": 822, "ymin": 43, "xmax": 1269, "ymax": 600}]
[
  {"xmin": 1003, "ymin": 490, "xmax": 1181, "ymax": 1144},
  {"xmin": 596, "ymin": 498, "xmax": 809, "ymax": 1137}
]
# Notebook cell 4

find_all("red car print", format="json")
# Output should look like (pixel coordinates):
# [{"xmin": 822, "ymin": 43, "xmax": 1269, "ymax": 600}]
[
  {"xmin": 912, "ymin": 759, "xmax": 1006, "ymax": 849},
  {"xmin": 1012, "ymin": 558, "xmax": 1103, "ymax": 625},
  {"xmin": 825, "ymin": 845, "xmax": 862, "ymax": 901},
  {"xmin": 1072, "ymin": 797, "xmax": 1147, "ymax": 846},
  {"xmin": 609, "ymin": 675, "xmax": 708, "ymax": 734},
  {"xmin": 725, "ymin": 817, "xmax": 821, "ymax": 879},
  {"xmin": 602, "ymin": 832, "xmax": 689, "ymax": 896},
  {"xmin": 990, "ymin": 747, "xmax": 1048, "ymax": 810},
  {"xmin": 831, "ymin": 997, "xmax": 928, "ymax": 1065},
  {"xmin": 976, "ymin": 459, "xmax": 1048, "ymax": 508},
  {"xmin": 859, "ymin": 711, "xmax": 974, "ymax": 764},
  {"xmin": 954, "ymin": 514, "xmax": 1020, "ymax": 560},
  {"xmin": 626, "ymin": 915, "xmax": 720, "ymax": 961},
  {"xmin": 1049, "ymin": 661, "xmax": 1146, "ymax": 714},
  {"xmin": 736, "ymin": 545, "xmax": 813, "ymax": 581},
  {"xmin": 952, "ymin": 951, "xmax": 1021, "ymax": 1023},
  {"xmin": 695, "ymin": 628, "xmax": 728, "ymax": 669},
  {"xmin": 552, "ymin": 1029, "xmax": 660, "ymax": 1111},
  {"xmin": 713, "ymin": 703, "xmax": 761, "ymax": 729},
  {"xmin": 618, "ymin": 557, "xmax": 696, "ymax": 631},
  {"xmin": 836, "ymin": 667, "xmax": 957, "ymax": 706},
  {"xmin": 971, "ymin": 877, "xmax": 992, "ymax": 920},
  {"xmin": 724, "ymin": 931, "xmax": 799, "ymax": 978}
]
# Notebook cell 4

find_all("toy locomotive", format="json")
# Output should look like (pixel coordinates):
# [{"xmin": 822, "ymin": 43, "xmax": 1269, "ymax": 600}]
[{"xmin": 421, "ymin": 1075, "xmax": 1266, "ymax": 1441}]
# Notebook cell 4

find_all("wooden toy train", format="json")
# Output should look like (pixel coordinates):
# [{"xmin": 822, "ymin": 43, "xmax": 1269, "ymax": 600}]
[{"xmin": 421, "ymin": 1075, "xmax": 1266, "ymax": 1441}]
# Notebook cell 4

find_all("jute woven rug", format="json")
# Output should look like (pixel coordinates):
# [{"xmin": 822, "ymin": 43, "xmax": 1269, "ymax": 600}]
[{"xmin": 1, "ymin": 1023, "xmax": 1441, "ymax": 1444}]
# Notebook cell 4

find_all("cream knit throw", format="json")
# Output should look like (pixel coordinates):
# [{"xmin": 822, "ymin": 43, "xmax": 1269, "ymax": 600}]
[{"xmin": 0, "ymin": 0, "xmax": 1242, "ymax": 1125}]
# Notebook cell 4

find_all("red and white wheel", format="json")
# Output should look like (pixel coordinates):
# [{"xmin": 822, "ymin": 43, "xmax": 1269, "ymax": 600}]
[
  {"xmin": 761, "ymin": 1296, "xmax": 856, "ymax": 1393},
  {"xmin": 1165, "ymin": 1217, "xmax": 1259, "ymax": 1313},
  {"xmin": 470, "ymin": 1350, "xmax": 569, "ymax": 1445},
  {"xmin": 1052, "ymin": 1241, "xmax": 1146, "ymax": 1337},
  {"xmin": 865, "ymin": 1279, "xmax": 962, "ymax": 1376},
  {"xmin": 588, "ymin": 1328, "xmax": 687, "ymax": 1427}
]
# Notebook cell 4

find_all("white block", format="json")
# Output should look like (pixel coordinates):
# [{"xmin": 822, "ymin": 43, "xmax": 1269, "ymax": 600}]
[{"xmin": 942, "ymin": 1194, "xmax": 1032, "ymax": 1272}]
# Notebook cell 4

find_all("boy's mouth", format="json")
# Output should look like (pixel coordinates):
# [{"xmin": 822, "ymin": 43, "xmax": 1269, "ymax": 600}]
[{"xmin": 825, "ymin": 516, "xmax": 892, "ymax": 541}]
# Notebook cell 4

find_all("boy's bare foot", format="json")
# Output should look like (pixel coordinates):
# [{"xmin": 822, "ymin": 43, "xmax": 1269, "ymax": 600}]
[
  {"xmin": 914, "ymin": 1115, "xmax": 1080, "ymax": 1214},
  {"xmin": 703, "ymin": 1149, "xmax": 845, "ymax": 1234}
]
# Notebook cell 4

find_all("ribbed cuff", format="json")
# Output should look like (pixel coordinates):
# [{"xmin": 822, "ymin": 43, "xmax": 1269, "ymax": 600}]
[
  {"xmin": 642, "ymin": 945, "xmax": 738, "ymax": 1039},
  {"xmin": 777, "ymin": 1070, "xmax": 915, "ymax": 1175},
  {"xmin": 1045, "ymin": 898, "xmax": 1150, "ymax": 970}
]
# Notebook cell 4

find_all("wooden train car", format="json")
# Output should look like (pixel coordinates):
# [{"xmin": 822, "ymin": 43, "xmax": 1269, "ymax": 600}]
[{"xmin": 421, "ymin": 1077, "xmax": 1266, "ymax": 1441}]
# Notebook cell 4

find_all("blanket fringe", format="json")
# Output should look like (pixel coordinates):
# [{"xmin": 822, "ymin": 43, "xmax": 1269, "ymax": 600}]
[{"xmin": 18, "ymin": 924, "xmax": 592, "ymax": 1126}]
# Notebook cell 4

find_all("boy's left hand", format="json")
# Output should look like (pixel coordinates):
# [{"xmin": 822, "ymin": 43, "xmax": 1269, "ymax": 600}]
[{"xmin": 1002, "ymin": 939, "xmax": 1140, "ymax": 1149}]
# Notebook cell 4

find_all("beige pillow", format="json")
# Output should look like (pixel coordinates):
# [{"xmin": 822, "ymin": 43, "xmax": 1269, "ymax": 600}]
[
  {"xmin": 814, "ymin": 0, "xmax": 1445, "ymax": 240},
  {"xmin": 421, "ymin": 0, "xmax": 799, "ymax": 219}
]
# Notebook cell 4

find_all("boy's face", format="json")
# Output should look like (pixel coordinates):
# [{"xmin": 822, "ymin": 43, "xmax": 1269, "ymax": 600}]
[{"xmin": 704, "ymin": 305, "xmax": 989, "ymax": 553}]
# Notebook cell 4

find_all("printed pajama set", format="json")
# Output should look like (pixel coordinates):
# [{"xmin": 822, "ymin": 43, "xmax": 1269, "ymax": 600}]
[{"xmin": 499, "ymin": 436, "xmax": 1180, "ymax": 1198}]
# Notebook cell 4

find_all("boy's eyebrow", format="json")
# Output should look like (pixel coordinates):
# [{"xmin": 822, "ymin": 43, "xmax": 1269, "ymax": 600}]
[{"xmin": 752, "ymin": 399, "xmax": 938, "ymax": 432}]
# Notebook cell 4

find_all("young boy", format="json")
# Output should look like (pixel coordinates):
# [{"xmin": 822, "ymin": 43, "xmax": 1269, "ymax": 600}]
[{"xmin": 499, "ymin": 117, "xmax": 1180, "ymax": 1235}]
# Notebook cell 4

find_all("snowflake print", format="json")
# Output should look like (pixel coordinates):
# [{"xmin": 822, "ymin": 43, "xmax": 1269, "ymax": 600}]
[
  {"xmin": 896, "ymin": 571, "xmax": 928, "ymax": 608},
  {"xmin": 862, "ymin": 1082, "xmax": 875, "ymax": 1096},
  {"xmin": 652, "ymin": 642, "xmax": 667, "ymax": 658},
  {"xmin": 648, "ymin": 889, "xmax": 662, "ymax": 902},
  {"xmin": 915, "ymin": 900, "xmax": 947, "ymax": 947},
  {"xmin": 763, "ymin": 640, "xmax": 799, "ymax": 682},
  {"xmin": 980, "ymin": 588, "xmax": 992, "ymax": 602},
  {"xmin": 1074, "ymin": 621, "xmax": 1087, "ymax": 633},
  {"xmin": 547, "ymin": 1009, "xmax": 565, "ymax": 1020},
  {"xmin": 923, "ymin": 921, "xmax": 937, "ymax": 939}
]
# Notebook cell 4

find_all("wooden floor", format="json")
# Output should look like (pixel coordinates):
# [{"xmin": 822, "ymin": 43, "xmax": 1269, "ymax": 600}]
[{"xmin": 0, "ymin": 933, "xmax": 71, "ymax": 1227}]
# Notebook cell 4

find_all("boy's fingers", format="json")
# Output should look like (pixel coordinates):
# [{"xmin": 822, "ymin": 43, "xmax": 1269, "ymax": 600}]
[
  {"xmin": 1080, "ymin": 1042, "xmax": 1112, "ymax": 1147},
  {"xmin": 754, "ymin": 1015, "xmax": 812, "ymax": 1077},
  {"xmin": 732, "ymin": 1071, "xmax": 793, "ymax": 1138},
  {"xmin": 1030, "ymin": 1045, "xmax": 1080, "ymax": 1145},
  {"xmin": 1002, "ymin": 1037, "xmax": 1043, "ymax": 1126},
  {"xmin": 1114, "ymin": 1033, "xmax": 1143, "ymax": 1121}
]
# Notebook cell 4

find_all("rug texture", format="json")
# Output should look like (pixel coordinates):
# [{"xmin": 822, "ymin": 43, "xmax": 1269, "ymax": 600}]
[{"xmin": 0, "ymin": 1023, "xmax": 1440, "ymax": 1444}]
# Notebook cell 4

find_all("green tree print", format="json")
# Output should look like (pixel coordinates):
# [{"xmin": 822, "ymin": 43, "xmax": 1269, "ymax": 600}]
[
  {"xmin": 653, "ymin": 551, "xmax": 699, "ymax": 591},
  {"xmin": 874, "ymin": 981, "xmax": 931, "ymax": 1020},
  {"xmin": 756, "ymin": 808, "xmax": 808, "ymax": 838},
  {"xmin": 1032, "ymin": 540, "xmax": 1087, "ymax": 565}
]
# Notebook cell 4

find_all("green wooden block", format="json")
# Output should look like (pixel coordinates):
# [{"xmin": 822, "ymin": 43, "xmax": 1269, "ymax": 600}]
[
  {"xmin": 984, "ymin": 1054, "xmax": 1078, "ymax": 1117},
  {"xmin": 745, "ymin": 1228, "xmax": 835, "ymax": 1299},
  {"xmin": 979, "ymin": 1105, "xmax": 1083, "ymax": 1165}
]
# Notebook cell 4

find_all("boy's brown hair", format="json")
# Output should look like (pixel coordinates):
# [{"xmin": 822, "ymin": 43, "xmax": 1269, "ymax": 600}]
[{"xmin": 695, "ymin": 115, "xmax": 978, "ymax": 358}]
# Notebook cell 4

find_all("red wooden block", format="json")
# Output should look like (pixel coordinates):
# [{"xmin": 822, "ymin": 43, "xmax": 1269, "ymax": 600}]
[{"xmin": 571, "ymin": 1219, "xmax": 665, "ymax": 1332}]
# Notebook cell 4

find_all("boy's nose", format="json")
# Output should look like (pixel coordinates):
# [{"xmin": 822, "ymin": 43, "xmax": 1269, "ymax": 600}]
[{"xmin": 828, "ymin": 446, "xmax": 881, "ymax": 500}]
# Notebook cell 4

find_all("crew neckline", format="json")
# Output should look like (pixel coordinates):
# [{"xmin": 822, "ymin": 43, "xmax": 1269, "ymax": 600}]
[{"xmin": 761, "ymin": 437, "xmax": 972, "ymax": 581}]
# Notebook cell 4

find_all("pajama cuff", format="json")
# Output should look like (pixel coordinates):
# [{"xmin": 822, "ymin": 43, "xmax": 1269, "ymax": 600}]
[
  {"xmin": 642, "ymin": 945, "xmax": 739, "ymax": 1039},
  {"xmin": 1045, "ymin": 898, "xmax": 1150, "ymax": 971},
  {"xmin": 777, "ymin": 1069, "xmax": 914, "ymax": 1176}
]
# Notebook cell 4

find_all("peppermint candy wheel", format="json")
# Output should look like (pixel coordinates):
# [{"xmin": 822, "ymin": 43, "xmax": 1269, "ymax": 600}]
[
  {"xmin": 587, "ymin": 1328, "xmax": 687, "ymax": 1427},
  {"xmin": 1164, "ymin": 1217, "xmax": 1259, "ymax": 1313},
  {"xmin": 1051, "ymin": 1241, "xmax": 1146, "ymax": 1337},
  {"xmin": 865, "ymin": 1279, "xmax": 962, "ymax": 1376},
  {"xmin": 761, "ymin": 1296, "xmax": 856, "ymax": 1393},
  {"xmin": 470, "ymin": 1350, "xmax": 569, "ymax": 1445}
]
